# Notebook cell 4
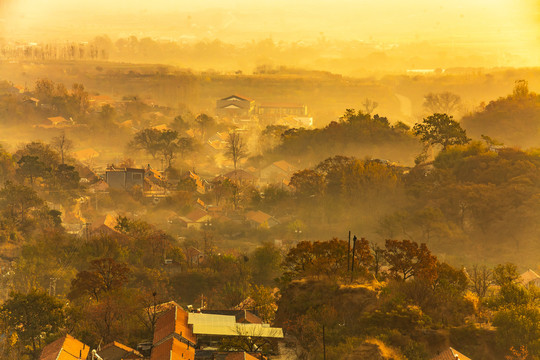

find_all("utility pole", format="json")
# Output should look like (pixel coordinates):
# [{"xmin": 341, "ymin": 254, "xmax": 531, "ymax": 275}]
[
  {"xmin": 322, "ymin": 325, "xmax": 326, "ymax": 360},
  {"xmin": 350, "ymin": 235, "xmax": 357, "ymax": 283},
  {"xmin": 347, "ymin": 231, "xmax": 351, "ymax": 271}
]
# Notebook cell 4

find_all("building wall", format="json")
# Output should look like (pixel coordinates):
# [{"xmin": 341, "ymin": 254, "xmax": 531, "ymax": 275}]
[{"xmin": 106, "ymin": 169, "xmax": 144, "ymax": 190}]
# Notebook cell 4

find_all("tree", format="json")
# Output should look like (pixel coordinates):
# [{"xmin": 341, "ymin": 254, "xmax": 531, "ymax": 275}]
[
  {"xmin": 171, "ymin": 114, "xmax": 190, "ymax": 132},
  {"xmin": 0, "ymin": 290, "xmax": 65, "ymax": 359},
  {"xmin": 225, "ymin": 131, "xmax": 248, "ymax": 170},
  {"xmin": 16, "ymin": 155, "xmax": 48, "ymax": 186},
  {"xmin": 470, "ymin": 264, "xmax": 492, "ymax": 299},
  {"xmin": 384, "ymin": 239, "xmax": 438, "ymax": 283},
  {"xmin": 69, "ymin": 258, "xmax": 130, "ymax": 301},
  {"xmin": 493, "ymin": 305, "xmax": 540, "ymax": 357},
  {"xmin": 51, "ymin": 131, "xmax": 73, "ymax": 164},
  {"xmin": 15, "ymin": 141, "xmax": 60, "ymax": 170},
  {"xmin": 290, "ymin": 169, "xmax": 325, "ymax": 199},
  {"xmin": 130, "ymin": 128, "xmax": 162, "ymax": 159},
  {"xmin": 413, "ymin": 113, "xmax": 470, "ymax": 150},
  {"xmin": 51, "ymin": 163, "xmax": 80, "ymax": 190},
  {"xmin": 0, "ymin": 181, "xmax": 44, "ymax": 224},
  {"xmin": 176, "ymin": 136, "xmax": 195, "ymax": 161},
  {"xmin": 0, "ymin": 145, "xmax": 15, "ymax": 184},
  {"xmin": 194, "ymin": 113, "xmax": 216, "ymax": 141},
  {"xmin": 158, "ymin": 129, "xmax": 180, "ymax": 169},
  {"xmin": 362, "ymin": 98, "xmax": 379, "ymax": 115},
  {"xmin": 423, "ymin": 92, "xmax": 462, "ymax": 115},
  {"xmin": 69, "ymin": 83, "xmax": 89, "ymax": 117},
  {"xmin": 251, "ymin": 242, "xmax": 282, "ymax": 285},
  {"xmin": 250, "ymin": 285, "xmax": 278, "ymax": 323},
  {"xmin": 493, "ymin": 263, "xmax": 519, "ymax": 287}
]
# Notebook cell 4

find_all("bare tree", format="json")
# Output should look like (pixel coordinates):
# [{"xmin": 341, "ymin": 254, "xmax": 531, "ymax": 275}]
[
  {"xmin": 362, "ymin": 98, "xmax": 378, "ymax": 115},
  {"xmin": 51, "ymin": 132, "xmax": 73, "ymax": 165},
  {"xmin": 225, "ymin": 132, "xmax": 248, "ymax": 170},
  {"xmin": 423, "ymin": 92, "xmax": 462, "ymax": 115},
  {"xmin": 469, "ymin": 264, "xmax": 492, "ymax": 299}
]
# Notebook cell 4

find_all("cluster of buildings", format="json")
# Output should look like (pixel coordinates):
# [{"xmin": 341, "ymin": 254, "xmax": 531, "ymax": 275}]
[
  {"xmin": 216, "ymin": 95, "xmax": 313, "ymax": 128},
  {"xmin": 39, "ymin": 302, "xmax": 283, "ymax": 360}
]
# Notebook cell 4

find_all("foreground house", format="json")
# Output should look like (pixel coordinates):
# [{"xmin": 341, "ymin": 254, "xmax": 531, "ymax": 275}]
[
  {"xmin": 151, "ymin": 305, "xmax": 197, "ymax": 360},
  {"xmin": 431, "ymin": 347, "xmax": 471, "ymax": 360},
  {"xmin": 150, "ymin": 304, "xmax": 282, "ymax": 360},
  {"xmin": 39, "ymin": 334, "xmax": 90, "ymax": 360},
  {"xmin": 98, "ymin": 341, "xmax": 143, "ymax": 360}
]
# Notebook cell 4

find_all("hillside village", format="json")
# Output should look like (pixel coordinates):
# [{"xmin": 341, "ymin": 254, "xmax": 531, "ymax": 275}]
[{"xmin": 0, "ymin": 72, "xmax": 539, "ymax": 360}]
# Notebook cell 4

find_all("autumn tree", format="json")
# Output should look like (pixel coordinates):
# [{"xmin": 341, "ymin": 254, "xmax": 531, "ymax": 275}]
[
  {"xmin": 129, "ymin": 128, "xmax": 163, "ymax": 159},
  {"xmin": 0, "ymin": 290, "xmax": 65, "ymax": 359},
  {"xmin": 384, "ymin": 239, "xmax": 438, "ymax": 283},
  {"xmin": 250, "ymin": 285, "xmax": 278, "ymax": 323},
  {"xmin": 158, "ymin": 129, "xmax": 180, "ymax": 169},
  {"xmin": 413, "ymin": 113, "xmax": 470, "ymax": 150},
  {"xmin": 16, "ymin": 155, "xmax": 48, "ymax": 186},
  {"xmin": 0, "ymin": 181, "xmax": 44, "ymax": 224},
  {"xmin": 250, "ymin": 242, "xmax": 282, "ymax": 286},
  {"xmin": 290, "ymin": 169, "xmax": 325, "ymax": 199},
  {"xmin": 281, "ymin": 239, "xmax": 352, "ymax": 281},
  {"xmin": 69, "ymin": 258, "xmax": 130, "ymax": 301},
  {"xmin": 194, "ymin": 113, "xmax": 216, "ymax": 141},
  {"xmin": 226, "ymin": 131, "xmax": 248, "ymax": 170}
]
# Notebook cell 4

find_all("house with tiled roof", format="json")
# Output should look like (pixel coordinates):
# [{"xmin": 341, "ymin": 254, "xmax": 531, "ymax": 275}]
[
  {"xmin": 177, "ymin": 208, "xmax": 212, "ymax": 230},
  {"xmin": 216, "ymin": 95, "xmax": 255, "ymax": 119},
  {"xmin": 89, "ymin": 94, "xmax": 114, "ymax": 107},
  {"xmin": 39, "ymin": 334, "xmax": 90, "ymax": 360},
  {"xmin": 97, "ymin": 341, "xmax": 143, "ymax": 360},
  {"xmin": 430, "ymin": 347, "xmax": 471, "ymax": 360},
  {"xmin": 47, "ymin": 116, "xmax": 70, "ymax": 127},
  {"xmin": 518, "ymin": 269, "xmax": 540, "ymax": 288},
  {"xmin": 151, "ymin": 305, "xmax": 196, "ymax": 360},
  {"xmin": 245, "ymin": 210, "xmax": 279, "ymax": 229},
  {"xmin": 186, "ymin": 246, "xmax": 205, "ymax": 267},
  {"xmin": 219, "ymin": 170, "xmax": 258, "ymax": 186},
  {"xmin": 260, "ymin": 161, "xmax": 296, "ymax": 185},
  {"xmin": 91, "ymin": 213, "xmax": 119, "ymax": 235}
]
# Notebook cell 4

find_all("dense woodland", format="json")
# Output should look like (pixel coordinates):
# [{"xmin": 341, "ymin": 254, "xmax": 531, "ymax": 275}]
[{"xmin": 0, "ymin": 64, "xmax": 538, "ymax": 359}]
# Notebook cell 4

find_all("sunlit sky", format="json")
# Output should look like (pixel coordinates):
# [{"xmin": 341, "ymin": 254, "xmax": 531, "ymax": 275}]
[{"xmin": 1, "ymin": 0, "xmax": 540, "ymax": 63}]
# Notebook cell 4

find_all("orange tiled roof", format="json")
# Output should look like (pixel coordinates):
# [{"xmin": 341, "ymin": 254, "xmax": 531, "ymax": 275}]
[
  {"xmin": 99, "ymin": 341, "xmax": 143, "ymax": 360},
  {"xmin": 245, "ymin": 210, "xmax": 272, "ymax": 224},
  {"xmin": 225, "ymin": 353, "xmax": 259, "ymax": 360},
  {"xmin": 272, "ymin": 160, "xmax": 294, "ymax": 173},
  {"xmin": 153, "ymin": 305, "xmax": 197, "ymax": 346},
  {"xmin": 185, "ymin": 208, "xmax": 209, "ymax": 222},
  {"xmin": 431, "ymin": 347, "xmax": 471, "ymax": 360},
  {"xmin": 39, "ymin": 334, "xmax": 90, "ymax": 360},
  {"xmin": 151, "ymin": 337, "xmax": 195, "ymax": 360},
  {"xmin": 47, "ymin": 116, "xmax": 68, "ymax": 125}
]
